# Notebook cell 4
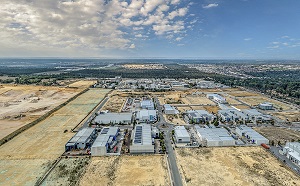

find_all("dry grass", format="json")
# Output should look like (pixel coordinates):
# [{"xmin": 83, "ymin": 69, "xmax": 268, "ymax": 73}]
[
  {"xmin": 176, "ymin": 147, "xmax": 300, "ymax": 186},
  {"xmin": 272, "ymin": 111, "xmax": 300, "ymax": 122},
  {"xmin": 227, "ymin": 91, "xmax": 260, "ymax": 97},
  {"xmin": 203, "ymin": 105, "xmax": 219, "ymax": 114},
  {"xmin": 0, "ymin": 89, "xmax": 109, "ymax": 185},
  {"xmin": 182, "ymin": 96, "xmax": 215, "ymax": 105},
  {"xmin": 80, "ymin": 155, "xmax": 170, "ymax": 186},
  {"xmin": 0, "ymin": 85, "xmax": 81, "ymax": 140},
  {"xmin": 224, "ymin": 96, "xmax": 241, "ymax": 105},
  {"xmin": 177, "ymin": 106, "xmax": 193, "ymax": 113},
  {"xmin": 239, "ymin": 96, "xmax": 291, "ymax": 110},
  {"xmin": 254, "ymin": 127, "xmax": 300, "ymax": 144},
  {"xmin": 102, "ymin": 95, "xmax": 127, "ymax": 112},
  {"xmin": 67, "ymin": 80, "xmax": 97, "ymax": 88}
]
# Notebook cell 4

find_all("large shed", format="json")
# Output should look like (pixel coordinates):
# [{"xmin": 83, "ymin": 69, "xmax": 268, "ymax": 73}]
[
  {"xmin": 65, "ymin": 128, "xmax": 96, "ymax": 151},
  {"xmin": 235, "ymin": 125, "xmax": 269, "ymax": 145},
  {"xmin": 130, "ymin": 124, "xmax": 154, "ymax": 154},
  {"xmin": 174, "ymin": 126, "xmax": 190, "ymax": 143},
  {"xmin": 91, "ymin": 127, "xmax": 119, "ymax": 156}
]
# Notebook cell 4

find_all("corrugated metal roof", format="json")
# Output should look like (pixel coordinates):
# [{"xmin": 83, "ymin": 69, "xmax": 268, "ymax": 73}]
[
  {"xmin": 195, "ymin": 126, "xmax": 234, "ymax": 142},
  {"xmin": 175, "ymin": 126, "xmax": 190, "ymax": 138},
  {"xmin": 132, "ymin": 124, "xmax": 152, "ymax": 145}
]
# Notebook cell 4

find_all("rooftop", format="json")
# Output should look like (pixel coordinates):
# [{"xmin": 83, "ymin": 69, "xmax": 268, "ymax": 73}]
[
  {"xmin": 132, "ymin": 124, "xmax": 152, "ymax": 145},
  {"xmin": 174, "ymin": 126, "xmax": 190, "ymax": 138}
]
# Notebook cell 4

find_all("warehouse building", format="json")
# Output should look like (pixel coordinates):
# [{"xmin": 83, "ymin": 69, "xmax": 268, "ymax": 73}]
[
  {"xmin": 91, "ymin": 127, "xmax": 119, "ymax": 156},
  {"xmin": 218, "ymin": 109, "xmax": 249, "ymax": 122},
  {"xmin": 186, "ymin": 110, "xmax": 215, "ymax": 123},
  {"xmin": 141, "ymin": 100, "xmax": 155, "ymax": 110},
  {"xmin": 235, "ymin": 125, "xmax": 269, "ymax": 145},
  {"xmin": 194, "ymin": 125, "xmax": 235, "ymax": 147},
  {"xmin": 258, "ymin": 102, "xmax": 273, "ymax": 110},
  {"xmin": 241, "ymin": 109, "xmax": 272, "ymax": 122},
  {"xmin": 136, "ymin": 110, "xmax": 157, "ymax": 123},
  {"xmin": 174, "ymin": 126, "xmax": 190, "ymax": 143},
  {"xmin": 282, "ymin": 142, "xmax": 300, "ymax": 167},
  {"xmin": 164, "ymin": 104, "xmax": 179, "ymax": 115},
  {"xmin": 94, "ymin": 113, "xmax": 132, "ymax": 125},
  {"xmin": 65, "ymin": 128, "xmax": 97, "ymax": 151},
  {"xmin": 130, "ymin": 124, "xmax": 154, "ymax": 154},
  {"xmin": 207, "ymin": 94, "xmax": 227, "ymax": 104}
]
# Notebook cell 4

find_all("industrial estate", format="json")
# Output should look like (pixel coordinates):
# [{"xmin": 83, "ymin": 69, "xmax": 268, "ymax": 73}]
[{"xmin": 0, "ymin": 77, "xmax": 300, "ymax": 186}]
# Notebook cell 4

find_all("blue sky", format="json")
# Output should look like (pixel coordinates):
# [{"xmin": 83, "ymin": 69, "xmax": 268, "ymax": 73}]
[{"xmin": 0, "ymin": 0, "xmax": 300, "ymax": 59}]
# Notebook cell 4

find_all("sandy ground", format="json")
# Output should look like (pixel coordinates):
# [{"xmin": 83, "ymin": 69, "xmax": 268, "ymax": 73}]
[
  {"xmin": 190, "ymin": 106, "xmax": 205, "ymax": 110},
  {"xmin": 203, "ymin": 105, "xmax": 219, "ymax": 114},
  {"xmin": 0, "ymin": 89, "xmax": 109, "ymax": 185},
  {"xmin": 227, "ymin": 91, "xmax": 260, "ymax": 97},
  {"xmin": 102, "ymin": 95, "xmax": 127, "ymax": 112},
  {"xmin": 79, "ymin": 155, "xmax": 170, "ymax": 186},
  {"xmin": 0, "ymin": 85, "xmax": 81, "ymax": 140},
  {"xmin": 254, "ymin": 126, "xmax": 300, "ymax": 144},
  {"xmin": 164, "ymin": 114, "xmax": 186, "ymax": 125},
  {"xmin": 181, "ymin": 96, "xmax": 215, "ymax": 105},
  {"xmin": 177, "ymin": 106, "xmax": 193, "ymax": 113},
  {"xmin": 239, "ymin": 96, "xmax": 291, "ymax": 110},
  {"xmin": 67, "ymin": 80, "xmax": 97, "ymax": 88},
  {"xmin": 42, "ymin": 157, "xmax": 90, "ymax": 186},
  {"xmin": 271, "ymin": 111, "xmax": 300, "ymax": 122},
  {"xmin": 224, "ymin": 96, "xmax": 241, "ymax": 105},
  {"xmin": 176, "ymin": 147, "xmax": 300, "ymax": 186}
]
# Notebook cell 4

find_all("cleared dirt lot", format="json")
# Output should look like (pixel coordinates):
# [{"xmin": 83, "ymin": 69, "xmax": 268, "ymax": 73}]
[
  {"xmin": 80, "ymin": 155, "xmax": 170, "ymax": 186},
  {"xmin": 203, "ymin": 105, "xmax": 219, "ymax": 114},
  {"xmin": 272, "ymin": 111, "xmax": 300, "ymax": 122},
  {"xmin": 227, "ymin": 91, "xmax": 260, "ymax": 97},
  {"xmin": 0, "ymin": 88, "xmax": 109, "ymax": 185},
  {"xmin": 224, "ymin": 96, "xmax": 242, "ymax": 105},
  {"xmin": 254, "ymin": 126, "xmax": 300, "ymax": 144},
  {"xmin": 238, "ymin": 96, "xmax": 291, "ymax": 110},
  {"xmin": 0, "ymin": 85, "xmax": 81, "ymax": 140},
  {"xmin": 176, "ymin": 147, "xmax": 300, "ymax": 186},
  {"xmin": 102, "ymin": 95, "xmax": 127, "ymax": 112},
  {"xmin": 67, "ymin": 80, "xmax": 97, "ymax": 88},
  {"xmin": 181, "ymin": 95, "xmax": 215, "ymax": 105}
]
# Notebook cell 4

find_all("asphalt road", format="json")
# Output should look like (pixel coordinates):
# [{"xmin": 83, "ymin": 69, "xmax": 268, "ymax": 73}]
[{"xmin": 154, "ymin": 97, "xmax": 183, "ymax": 186}]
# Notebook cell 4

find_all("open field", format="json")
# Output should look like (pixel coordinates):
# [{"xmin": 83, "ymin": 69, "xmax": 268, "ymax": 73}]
[
  {"xmin": 177, "ymin": 106, "xmax": 193, "ymax": 113},
  {"xmin": 239, "ymin": 96, "xmax": 292, "ymax": 110},
  {"xmin": 272, "ymin": 111, "xmax": 300, "ymax": 122},
  {"xmin": 190, "ymin": 106, "xmax": 205, "ymax": 110},
  {"xmin": 42, "ymin": 157, "xmax": 90, "ymax": 186},
  {"xmin": 0, "ymin": 84, "xmax": 81, "ymax": 140},
  {"xmin": 224, "ymin": 96, "xmax": 242, "ymax": 105},
  {"xmin": 203, "ymin": 105, "xmax": 219, "ymax": 114},
  {"xmin": 254, "ymin": 126, "xmax": 300, "ymax": 144},
  {"xmin": 164, "ymin": 114, "xmax": 186, "ymax": 125},
  {"xmin": 0, "ymin": 88, "xmax": 109, "ymax": 185},
  {"xmin": 102, "ymin": 95, "xmax": 127, "ymax": 112},
  {"xmin": 181, "ymin": 95, "xmax": 215, "ymax": 105},
  {"xmin": 80, "ymin": 155, "xmax": 170, "ymax": 186},
  {"xmin": 67, "ymin": 80, "xmax": 97, "ymax": 88},
  {"xmin": 176, "ymin": 147, "xmax": 300, "ymax": 186},
  {"xmin": 227, "ymin": 91, "xmax": 260, "ymax": 97},
  {"xmin": 233, "ymin": 104, "xmax": 251, "ymax": 110}
]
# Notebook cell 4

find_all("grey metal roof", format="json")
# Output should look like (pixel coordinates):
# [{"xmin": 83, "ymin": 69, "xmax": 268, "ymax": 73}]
[
  {"xmin": 68, "ymin": 128, "xmax": 95, "ymax": 144},
  {"xmin": 132, "ymin": 124, "xmax": 152, "ymax": 145},
  {"xmin": 92, "ymin": 127, "xmax": 119, "ymax": 147},
  {"xmin": 195, "ymin": 125, "xmax": 234, "ymax": 142},
  {"xmin": 94, "ymin": 113, "xmax": 132, "ymax": 124},
  {"xmin": 174, "ymin": 126, "xmax": 190, "ymax": 138}
]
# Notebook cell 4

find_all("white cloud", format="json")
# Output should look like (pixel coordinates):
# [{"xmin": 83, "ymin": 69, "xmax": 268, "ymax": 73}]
[
  {"xmin": 244, "ymin": 38, "xmax": 252, "ymax": 41},
  {"xmin": 202, "ymin": 3, "xmax": 219, "ymax": 9},
  {"xmin": 171, "ymin": 0, "xmax": 181, "ymax": 5},
  {"xmin": 267, "ymin": 45, "xmax": 279, "ymax": 49},
  {"xmin": 129, "ymin": 44, "xmax": 136, "ymax": 49}
]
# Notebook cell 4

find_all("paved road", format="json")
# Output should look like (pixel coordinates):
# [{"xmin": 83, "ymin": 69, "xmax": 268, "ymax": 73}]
[{"xmin": 154, "ymin": 97, "xmax": 183, "ymax": 186}]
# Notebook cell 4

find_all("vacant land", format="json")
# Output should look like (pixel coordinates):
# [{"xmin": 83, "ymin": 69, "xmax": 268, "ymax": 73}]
[
  {"xmin": 42, "ymin": 157, "xmax": 90, "ymax": 186},
  {"xmin": 272, "ymin": 111, "xmax": 300, "ymax": 122},
  {"xmin": 203, "ymin": 105, "xmax": 219, "ymax": 114},
  {"xmin": 176, "ymin": 147, "xmax": 300, "ymax": 186},
  {"xmin": 227, "ymin": 91, "xmax": 260, "ymax": 97},
  {"xmin": 254, "ymin": 127, "xmax": 300, "ymax": 144},
  {"xmin": 177, "ymin": 106, "xmax": 193, "ymax": 113},
  {"xmin": 67, "ymin": 80, "xmax": 97, "ymax": 88},
  {"xmin": 164, "ymin": 114, "xmax": 186, "ymax": 125},
  {"xmin": 182, "ymin": 95, "xmax": 215, "ymax": 105},
  {"xmin": 102, "ymin": 95, "xmax": 127, "ymax": 112},
  {"xmin": 80, "ymin": 155, "xmax": 170, "ymax": 186},
  {"xmin": 0, "ymin": 88, "xmax": 109, "ymax": 185},
  {"xmin": 233, "ymin": 105, "xmax": 251, "ymax": 110},
  {"xmin": 0, "ymin": 85, "xmax": 81, "ymax": 139},
  {"xmin": 224, "ymin": 96, "xmax": 242, "ymax": 105}
]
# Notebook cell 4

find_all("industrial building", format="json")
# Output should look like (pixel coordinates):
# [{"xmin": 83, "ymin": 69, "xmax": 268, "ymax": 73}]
[
  {"xmin": 241, "ymin": 109, "xmax": 272, "ymax": 122},
  {"xmin": 130, "ymin": 124, "xmax": 154, "ymax": 154},
  {"xmin": 65, "ymin": 128, "xmax": 97, "ymax": 151},
  {"xmin": 194, "ymin": 125, "xmax": 235, "ymax": 147},
  {"xmin": 91, "ymin": 127, "xmax": 119, "ymax": 156},
  {"xmin": 235, "ymin": 125, "xmax": 269, "ymax": 145},
  {"xmin": 141, "ymin": 100, "xmax": 155, "ymax": 110},
  {"xmin": 186, "ymin": 110, "xmax": 215, "ymax": 123},
  {"xmin": 218, "ymin": 109, "xmax": 249, "ymax": 122},
  {"xmin": 207, "ymin": 94, "xmax": 227, "ymax": 103},
  {"xmin": 258, "ymin": 102, "xmax": 273, "ymax": 110},
  {"xmin": 94, "ymin": 113, "xmax": 132, "ymax": 125},
  {"xmin": 174, "ymin": 126, "xmax": 190, "ymax": 143},
  {"xmin": 164, "ymin": 104, "xmax": 179, "ymax": 115},
  {"xmin": 136, "ymin": 110, "xmax": 157, "ymax": 123},
  {"xmin": 282, "ymin": 142, "xmax": 300, "ymax": 167}
]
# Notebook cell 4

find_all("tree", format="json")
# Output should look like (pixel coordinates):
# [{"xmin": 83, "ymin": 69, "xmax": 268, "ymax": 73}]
[{"xmin": 271, "ymin": 140, "xmax": 275, "ymax": 146}]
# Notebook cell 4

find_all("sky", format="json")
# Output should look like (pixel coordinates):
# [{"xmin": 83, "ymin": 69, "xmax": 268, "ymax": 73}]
[{"xmin": 0, "ymin": 0, "xmax": 300, "ymax": 59}]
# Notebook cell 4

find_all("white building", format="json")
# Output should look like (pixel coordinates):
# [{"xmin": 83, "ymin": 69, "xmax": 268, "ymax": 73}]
[
  {"xmin": 141, "ymin": 100, "xmax": 155, "ymax": 110},
  {"xmin": 258, "ymin": 102, "xmax": 273, "ymax": 110},
  {"xmin": 235, "ymin": 125, "xmax": 269, "ymax": 145},
  {"xmin": 194, "ymin": 125, "xmax": 235, "ymax": 147},
  {"xmin": 94, "ymin": 113, "xmax": 132, "ymax": 125},
  {"xmin": 136, "ymin": 110, "xmax": 157, "ymax": 123},
  {"xmin": 130, "ymin": 124, "xmax": 154, "ymax": 154},
  {"xmin": 186, "ymin": 110, "xmax": 215, "ymax": 123},
  {"xmin": 174, "ymin": 126, "xmax": 190, "ymax": 143},
  {"xmin": 241, "ymin": 109, "xmax": 272, "ymax": 122},
  {"xmin": 164, "ymin": 104, "xmax": 179, "ymax": 115},
  {"xmin": 91, "ymin": 127, "xmax": 119, "ymax": 156},
  {"xmin": 207, "ymin": 94, "xmax": 227, "ymax": 104},
  {"xmin": 65, "ymin": 128, "xmax": 96, "ymax": 151},
  {"xmin": 282, "ymin": 142, "xmax": 300, "ymax": 167}
]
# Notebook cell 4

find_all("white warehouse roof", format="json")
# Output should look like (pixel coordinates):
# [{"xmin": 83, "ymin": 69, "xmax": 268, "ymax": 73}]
[
  {"xmin": 174, "ymin": 126, "xmax": 190, "ymax": 138},
  {"xmin": 132, "ymin": 124, "xmax": 152, "ymax": 145}
]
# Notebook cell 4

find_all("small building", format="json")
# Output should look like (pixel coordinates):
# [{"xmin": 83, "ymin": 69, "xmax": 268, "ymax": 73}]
[
  {"xmin": 136, "ymin": 110, "xmax": 157, "ymax": 123},
  {"xmin": 235, "ymin": 125, "xmax": 269, "ymax": 145},
  {"xmin": 141, "ymin": 100, "xmax": 155, "ymax": 110},
  {"xmin": 91, "ymin": 127, "xmax": 119, "ymax": 156},
  {"xmin": 94, "ymin": 113, "xmax": 132, "ymax": 125},
  {"xmin": 207, "ymin": 94, "xmax": 227, "ymax": 104},
  {"xmin": 187, "ymin": 110, "xmax": 215, "ymax": 123},
  {"xmin": 259, "ymin": 102, "xmax": 273, "ymax": 110},
  {"xmin": 65, "ymin": 128, "xmax": 96, "ymax": 151},
  {"xmin": 174, "ymin": 126, "xmax": 190, "ymax": 143},
  {"xmin": 194, "ymin": 125, "xmax": 235, "ymax": 147},
  {"xmin": 130, "ymin": 124, "xmax": 154, "ymax": 154},
  {"xmin": 164, "ymin": 104, "xmax": 179, "ymax": 115},
  {"xmin": 282, "ymin": 142, "xmax": 300, "ymax": 167}
]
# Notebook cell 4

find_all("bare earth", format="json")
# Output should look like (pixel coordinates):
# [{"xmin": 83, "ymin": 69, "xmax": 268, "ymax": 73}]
[
  {"xmin": 254, "ymin": 126, "xmax": 300, "ymax": 144},
  {"xmin": 0, "ymin": 88, "xmax": 109, "ymax": 186},
  {"xmin": 0, "ymin": 85, "xmax": 81, "ymax": 140},
  {"xmin": 80, "ymin": 155, "xmax": 170, "ymax": 186},
  {"xmin": 182, "ymin": 95, "xmax": 215, "ymax": 105},
  {"xmin": 272, "ymin": 111, "xmax": 300, "ymax": 122},
  {"xmin": 176, "ymin": 147, "xmax": 300, "ymax": 186},
  {"xmin": 102, "ymin": 95, "xmax": 127, "ymax": 112},
  {"xmin": 239, "ymin": 96, "xmax": 291, "ymax": 110}
]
